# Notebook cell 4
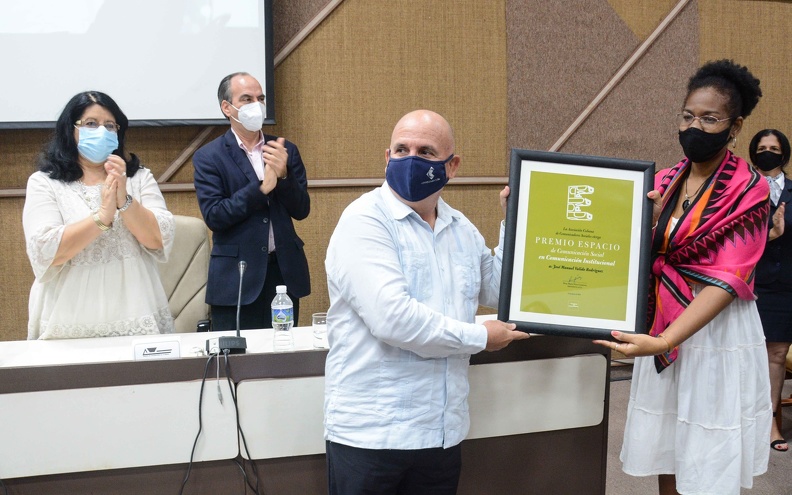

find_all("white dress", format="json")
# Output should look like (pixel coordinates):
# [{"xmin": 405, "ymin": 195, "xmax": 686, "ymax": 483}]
[
  {"xmin": 621, "ymin": 285, "xmax": 772, "ymax": 494},
  {"xmin": 23, "ymin": 169, "xmax": 175, "ymax": 339}
]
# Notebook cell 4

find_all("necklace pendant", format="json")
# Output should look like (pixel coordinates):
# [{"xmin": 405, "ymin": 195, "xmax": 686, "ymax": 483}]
[{"xmin": 682, "ymin": 199, "xmax": 690, "ymax": 210}]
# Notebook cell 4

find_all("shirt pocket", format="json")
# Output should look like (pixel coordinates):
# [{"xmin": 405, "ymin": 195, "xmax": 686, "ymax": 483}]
[
  {"xmin": 401, "ymin": 250, "xmax": 432, "ymax": 301},
  {"xmin": 451, "ymin": 253, "xmax": 481, "ymax": 300},
  {"xmin": 376, "ymin": 359, "xmax": 434, "ymax": 423},
  {"xmin": 445, "ymin": 356, "xmax": 471, "ymax": 418}
]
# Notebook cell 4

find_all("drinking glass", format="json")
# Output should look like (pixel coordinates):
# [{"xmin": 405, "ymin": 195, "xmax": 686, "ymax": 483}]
[{"xmin": 312, "ymin": 312, "xmax": 328, "ymax": 348}]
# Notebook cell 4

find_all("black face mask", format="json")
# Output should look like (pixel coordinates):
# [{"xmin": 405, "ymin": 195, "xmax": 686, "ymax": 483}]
[
  {"xmin": 754, "ymin": 151, "xmax": 785, "ymax": 172},
  {"xmin": 678, "ymin": 126, "xmax": 732, "ymax": 163}
]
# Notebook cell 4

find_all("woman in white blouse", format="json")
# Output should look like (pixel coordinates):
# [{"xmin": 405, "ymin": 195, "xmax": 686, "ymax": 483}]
[{"xmin": 23, "ymin": 91, "xmax": 175, "ymax": 339}]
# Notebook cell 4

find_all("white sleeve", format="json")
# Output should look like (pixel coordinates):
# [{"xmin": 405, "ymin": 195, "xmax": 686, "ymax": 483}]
[
  {"xmin": 477, "ymin": 220, "xmax": 506, "ymax": 309},
  {"xmin": 326, "ymin": 208, "xmax": 487, "ymax": 359},
  {"xmin": 132, "ymin": 168, "xmax": 174, "ymax": 262},
  {"xmin": 22, "ymin": 173, "xmax": 66, "ymax": 282}
]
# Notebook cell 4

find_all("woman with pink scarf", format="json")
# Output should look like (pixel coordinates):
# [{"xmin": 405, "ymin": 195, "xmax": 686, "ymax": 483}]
[{"xmin": 596, "ymin": 60, "xmax": 771, "ymax": 495}]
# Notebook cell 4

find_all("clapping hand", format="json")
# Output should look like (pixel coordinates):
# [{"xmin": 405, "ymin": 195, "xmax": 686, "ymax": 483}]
[
  {"xmin": 263, "ymin": 137, "xmax": 288, "ymax": 180},
  {"xmin": 770, "ymin": 203, "xmax": 786, "ymax": 241},
  {"xmin": 99, "ymin": 172, "xmax": 117, "ymax": 226},
  {"xmin": 104, "ymin": 155, "xmax": 128, "ymax": 208},
  {"xmin": 260, "ymin": 137, "xmax": 287, "ymax": 195}
]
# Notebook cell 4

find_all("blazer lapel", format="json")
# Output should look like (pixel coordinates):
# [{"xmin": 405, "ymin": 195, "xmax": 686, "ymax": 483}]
[
  {"xmin": 223, "ymin": 130, "xmax": 260, "ymax": 185},
  {"xmin": 780, "ymin": 178, "xmax": 792, "ymax": 206}
]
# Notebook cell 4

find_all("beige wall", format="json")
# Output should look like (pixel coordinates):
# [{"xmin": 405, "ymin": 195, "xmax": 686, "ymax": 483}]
[
  {"xmin": 699, "ymin": 0, "xmax": 792, "ymax": 159},
  {"xmin": 0, "ymin": 0, "xmax": 508, "ymax": 340},
  {"xmin": 1, "ymin": 0, "xmax": 790, "ymax": 341}
]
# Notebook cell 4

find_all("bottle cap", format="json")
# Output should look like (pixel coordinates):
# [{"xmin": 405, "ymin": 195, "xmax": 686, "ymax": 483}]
[{"xmin": 276, "ymin": 285, "xmax": 287, "ymax": 293}]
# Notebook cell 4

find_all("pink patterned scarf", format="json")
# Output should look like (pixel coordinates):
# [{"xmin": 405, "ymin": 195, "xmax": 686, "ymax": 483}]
[{"xmin": 649, "ymin": 150, "xmax": 769, "ymax": 372}]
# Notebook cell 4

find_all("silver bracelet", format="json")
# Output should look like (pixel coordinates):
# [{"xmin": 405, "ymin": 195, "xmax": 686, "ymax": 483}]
[{"xmin": 118, "ymin": 194, "xmax": 133, "ymax": 212}]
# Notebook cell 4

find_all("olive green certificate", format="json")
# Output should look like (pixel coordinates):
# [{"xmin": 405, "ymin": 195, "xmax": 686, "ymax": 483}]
[{"xmin": 520, "ymin": 171, "xmax": 632, "ymax": 320}]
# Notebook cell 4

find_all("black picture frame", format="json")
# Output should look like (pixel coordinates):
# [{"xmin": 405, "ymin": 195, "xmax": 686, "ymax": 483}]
[{"xmin": 498, "ymin": 148, "xmax": 655, "ymax": 339}]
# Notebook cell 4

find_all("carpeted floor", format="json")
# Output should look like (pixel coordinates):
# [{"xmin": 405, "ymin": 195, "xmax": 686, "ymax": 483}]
[{"xmin": 606, "ymin": 360, "xmax": 792, "ymax": 495}]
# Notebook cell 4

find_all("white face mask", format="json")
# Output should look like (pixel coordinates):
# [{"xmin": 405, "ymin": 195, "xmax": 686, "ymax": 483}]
[{"xmin": 230, "ymin": 101, "xmax": 265, "ymax": 131}]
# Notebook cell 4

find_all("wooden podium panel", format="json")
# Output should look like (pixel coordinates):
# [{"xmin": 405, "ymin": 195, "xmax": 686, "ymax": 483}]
[
  {"xmin": 0, "ymin": 380, "xmax": 238, "ymax": 479},
  {"xmin": 0, "ymin": 328, "xmax": 610, "ymax": 494}
]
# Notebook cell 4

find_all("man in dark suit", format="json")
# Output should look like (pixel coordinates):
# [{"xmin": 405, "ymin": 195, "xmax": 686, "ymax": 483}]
[{"xmin": 193, "ymin": 72, "xmax": 310, "ymax": 330}]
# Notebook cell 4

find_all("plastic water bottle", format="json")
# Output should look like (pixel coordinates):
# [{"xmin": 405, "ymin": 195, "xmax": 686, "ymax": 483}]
[{"xmin": 271, "ymin": 285, "xmax": 294, "ymax": 351}]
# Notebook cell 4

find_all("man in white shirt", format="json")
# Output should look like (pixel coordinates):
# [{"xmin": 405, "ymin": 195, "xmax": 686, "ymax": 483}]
[{"xmin": 323, "ymin": 109, "xmax": 529, "ymax": 494}]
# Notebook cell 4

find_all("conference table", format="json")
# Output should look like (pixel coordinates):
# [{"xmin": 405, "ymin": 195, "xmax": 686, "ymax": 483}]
[{"xmin": 0, "ymin": 316, "xmax": 611, "ymax": 494}]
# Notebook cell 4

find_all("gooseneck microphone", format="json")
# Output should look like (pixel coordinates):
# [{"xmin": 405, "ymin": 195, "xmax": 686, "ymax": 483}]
[
  {"xmin": 206, "ymin": 260, "xmax": 248, "ymax": 355},
  {"xmin": 236, "ymin": 260, "xmax": 247, "ymax": 337}
]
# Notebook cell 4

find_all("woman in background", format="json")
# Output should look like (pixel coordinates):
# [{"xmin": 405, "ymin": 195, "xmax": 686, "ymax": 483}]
[
  {"xmin": 23, "ymin": 91, "xmax": 175, "ymax": 339},
  {"xmin": 596, "ymin": 60, "xmax": 772, "ymax": 494},
  {"xmin": 749, "ymin": 128, "xmax": 792, "ymax": 452}
]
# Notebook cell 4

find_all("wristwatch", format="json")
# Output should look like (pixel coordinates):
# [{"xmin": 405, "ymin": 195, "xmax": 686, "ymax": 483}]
[{"xmin": 118, "ymin": 194, "xmax": 133, "ymax": 212}]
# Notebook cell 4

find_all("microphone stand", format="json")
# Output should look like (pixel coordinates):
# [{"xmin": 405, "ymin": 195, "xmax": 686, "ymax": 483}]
[{"xmin": 206, "ymin": 261, "xmax": 248, "ymax": 354}]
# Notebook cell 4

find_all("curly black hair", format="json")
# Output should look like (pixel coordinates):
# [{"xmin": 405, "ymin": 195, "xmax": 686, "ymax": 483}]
[
  {"xmin": 686, "ymin": 59, "xmax": 762, "ymax": 119},
  {"xmin": 37, "ymin": 91, "xmax": 141, "ymax": 183}
]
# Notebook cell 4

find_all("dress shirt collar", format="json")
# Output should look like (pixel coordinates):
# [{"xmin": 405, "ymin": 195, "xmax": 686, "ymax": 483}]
[
  {"xmin": 380, "ymin": 182, "xmax": 459, "ymax": 230},
  {"xmin": 230, "ymin": 127, "xmax": 265, "ymax": 154}
]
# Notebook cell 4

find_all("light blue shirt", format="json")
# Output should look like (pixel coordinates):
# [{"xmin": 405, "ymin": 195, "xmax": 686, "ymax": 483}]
[{"xmin": 324, "ymin": 184, "xmax": 504, "ymax": 449}]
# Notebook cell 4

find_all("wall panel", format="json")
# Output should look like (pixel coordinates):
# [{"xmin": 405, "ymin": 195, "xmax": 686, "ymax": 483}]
[
  {"xmin": 563, "ymin": 1, "xmax": 699, "ymax": 168},
  {"xmin": 0, "ymin": 198, "xmax": 31, "ymax": 341},
  {"xmin": 507, "ymin": 0, "xmax": 699, "ymax": 169},
  {"xmin": 608, "ymin": 0, "xmax": 680, "ymax": 40},
  {"xmin": 273, "ymin": 0, "xmax": 333, "ymax": 54},
  {"xmin": 0, "ymin": 0, "xmax": 508, "ymax": 340},
  {"xmin": 700, "ymin": 0, "xmax": 792, "ymax": 159}
]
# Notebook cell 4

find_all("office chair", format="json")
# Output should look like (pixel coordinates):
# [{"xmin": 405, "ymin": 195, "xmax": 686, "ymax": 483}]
[{"xmin": 157, "ymin": 215, "xmax": 210, "ymax": 333}]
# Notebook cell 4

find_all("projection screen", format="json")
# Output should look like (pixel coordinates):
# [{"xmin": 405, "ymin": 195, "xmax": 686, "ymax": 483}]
[{"xmin": 0, "ymin": 0, "xmax": 274, "ymax": 128}]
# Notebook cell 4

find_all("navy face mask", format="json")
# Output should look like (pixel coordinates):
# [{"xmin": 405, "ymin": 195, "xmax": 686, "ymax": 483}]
[{"xmin": 386, "ymin": 153, "xmax": 453, "ymax": 202}]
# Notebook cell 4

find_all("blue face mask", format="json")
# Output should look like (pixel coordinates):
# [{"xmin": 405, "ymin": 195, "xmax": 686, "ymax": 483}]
[
  {"xmin": 77, "ymin": 126, "xmax": 119, "ymax": 163},
  {"xmin": 386, "ymin": 153, "xmax": 453, "ymax": 202}
]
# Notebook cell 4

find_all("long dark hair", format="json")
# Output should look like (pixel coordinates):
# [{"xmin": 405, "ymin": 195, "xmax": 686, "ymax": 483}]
[
  {"xmin": 37, "ymin": 91, "xmax": 140, "ymax": 182},
  {"xmin": 749, "ymin": 128, "xmax": 791, "ymax": 171}
]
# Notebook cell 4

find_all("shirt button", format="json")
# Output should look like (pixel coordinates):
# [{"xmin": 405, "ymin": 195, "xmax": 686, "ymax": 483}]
[{"xmin": 263, "ymin": 218, "xmax": 269, "ymax": 224}]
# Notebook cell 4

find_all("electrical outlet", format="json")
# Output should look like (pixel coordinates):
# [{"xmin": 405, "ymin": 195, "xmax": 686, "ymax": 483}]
[{"xmin": 206, "ymin": 337, "xmax": 220, "ymax": 355}]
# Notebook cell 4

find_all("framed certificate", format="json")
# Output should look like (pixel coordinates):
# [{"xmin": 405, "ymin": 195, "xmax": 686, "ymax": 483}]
[{"xmin": 498, "ymin": 149, "xmax": 655, "ymax": 339}]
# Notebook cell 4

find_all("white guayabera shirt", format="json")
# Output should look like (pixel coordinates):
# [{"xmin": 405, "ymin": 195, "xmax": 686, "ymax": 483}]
[{"xmin": 324, "ymin": 183, "xmax": 504, "ymax": 450}]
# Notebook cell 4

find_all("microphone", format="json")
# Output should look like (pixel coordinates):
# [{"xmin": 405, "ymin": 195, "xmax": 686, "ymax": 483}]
[
  {"xmin": 206, "ymin": 260, "xmax": 248, "ymax": 355},
  {"xmin": 236, "ymin": 261, "xmax": 247, "ymax": 337}
]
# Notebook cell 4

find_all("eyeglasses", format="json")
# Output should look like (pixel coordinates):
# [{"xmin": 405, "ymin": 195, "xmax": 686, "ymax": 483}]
[
  {"xmin": 676, "ymin": 112, "xmax": 731, "ymax": 131},
  {"xmin": 75, "ymin": 119, "xmax": 120, "ymax": 133}
]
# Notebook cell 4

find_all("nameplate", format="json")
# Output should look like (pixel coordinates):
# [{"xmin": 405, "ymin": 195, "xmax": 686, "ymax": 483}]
[{"xmin": 133, "ymin": 339, "xmax": 181, "ymax": 361}]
